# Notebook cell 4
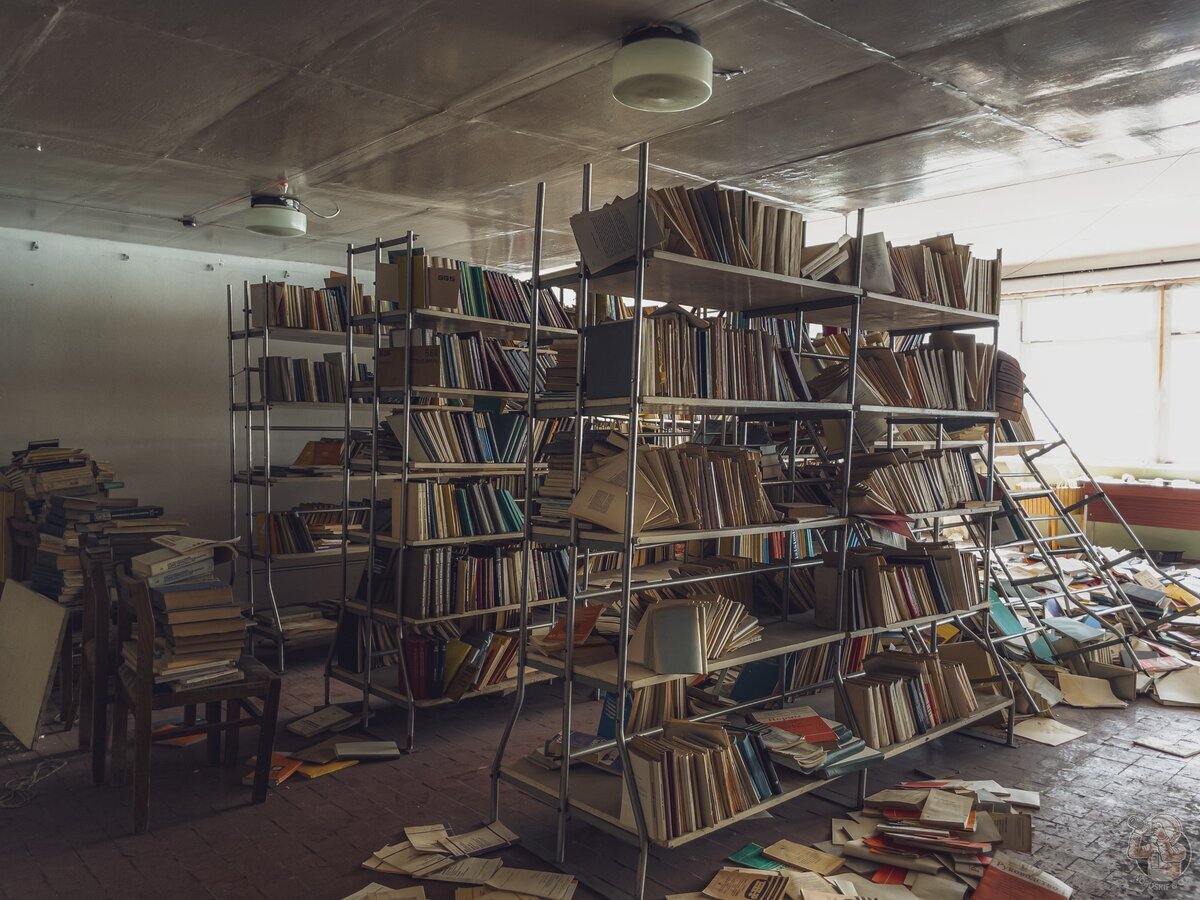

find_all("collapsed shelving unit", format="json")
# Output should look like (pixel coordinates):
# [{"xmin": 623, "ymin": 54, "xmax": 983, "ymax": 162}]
[{"xmin": 489, "ymin": 143, "xmax": 1017, "ymax": 900}]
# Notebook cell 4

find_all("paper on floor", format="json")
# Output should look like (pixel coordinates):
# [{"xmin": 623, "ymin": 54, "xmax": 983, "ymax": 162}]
[
  {"xmin": 1134, "ymin": 735, "xmax": 1200, "ymax": 757},
  {"xmin": 1013, "ymin": 718, "xmax": 1086, "ymax": 746},
  {"xmin": 1057, "ymin": 673, "xmax": 1128, "ymax": 709}
]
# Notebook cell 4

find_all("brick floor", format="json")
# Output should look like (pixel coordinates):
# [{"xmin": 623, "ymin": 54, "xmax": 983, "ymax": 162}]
[{"xmin": 2, "ymin": 646, "xmax": 1200, "ymax": 899}]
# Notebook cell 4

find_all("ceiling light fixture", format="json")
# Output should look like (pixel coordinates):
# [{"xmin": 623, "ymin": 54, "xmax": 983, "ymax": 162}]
[
  {"xmin": 245, "ymin": 194, "xmax": 307, "ymax": 237},
  {"xmin": 612, "ymin": 22, "xmax": 712, "ymax": 112},
  {"xmin": 243, "ymin": 180, "xmax": 341, "ymax": 238}
]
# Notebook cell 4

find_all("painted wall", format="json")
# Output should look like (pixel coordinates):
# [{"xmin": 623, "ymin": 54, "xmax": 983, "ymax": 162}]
[{"xmin": 0, "ymin": 225, "xmax": 350, "ymax": 545}]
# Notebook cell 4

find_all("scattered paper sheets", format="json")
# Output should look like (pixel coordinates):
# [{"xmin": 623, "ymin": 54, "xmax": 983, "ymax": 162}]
[
  {"xmin": 1152, "ymin": 666, "xmax": 1200, "ymax": 707},
  {"xmin": 485, "ymin": 867, "xmax": 577, "ymax": 900},
  {"xmin": 405, "ymin": 824, "xmax": 451, "ymax": 853},
  {"xmin": 1134, "ymin": 735, "xmax": 1200, "ymax": 757},
  {"xmin": 341, "ymin": 885, "xmax": 426, "ymax": 900},
  {"xmin": 441, "ymin": 822, "xmax": 519, "ymax": 858},
  {"xmin": 1056, "ymin": 673, "xmax": 1127, "ymax": 709},
  {"xmin": 1013, "ymin": 718, "xmax": 1087, "ymax": 746}
]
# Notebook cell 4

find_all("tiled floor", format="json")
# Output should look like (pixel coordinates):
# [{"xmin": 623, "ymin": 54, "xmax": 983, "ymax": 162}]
[{"xmin": 3, "ymin": 646, "xmax": 1200, "ymax": 900}]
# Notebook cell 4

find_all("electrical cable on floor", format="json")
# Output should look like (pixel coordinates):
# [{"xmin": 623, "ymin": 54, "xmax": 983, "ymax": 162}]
[{"xmin": 0, "ymin": 758, "xmax": 68, "ymax": 809}]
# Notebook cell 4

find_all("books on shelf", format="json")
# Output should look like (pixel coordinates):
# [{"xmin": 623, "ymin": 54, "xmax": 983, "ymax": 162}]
[
  {"xmin": 367, "ymin": 410, "xmax": 561, "ymax": 466},
  {"xmin": 746, "ymin": 706, "xmax": 883, "ymax": 779},
  {"xmin": 358, "ymin": 544, "xmax": 569, "ymax": 620},
  {"xmin": 258, "ymin": 353, "xmax": 369, "ymax": 404},
  {"xmin": 885, "ymin": 234, "xmax": 1000, "ymax": 314},
  {"xmin": 377, "ymin": 253, "xmax": 573, "ymax": 328},
  {"xmin": 627, "ymin": 594, "xmax": 762, "ymax": 675},
  {"xmin": 814, "ymin": 543, "xmax": 983, "ymax": 630},
  {"xmin": 618, "ymin": 718, "xmax": 783, "ymax": 842},
  {"xmin": 567, "ymin": 443, "xmax": 781, "ymax": 534},
  {"xmin": 852, "ymin": 448, "xmax": 984, "ymax": 514},
  {"xmin": 254, "ymin": 504, "xmax": 365, "ymax": 555},
  {"xmin": 582, "ymin": 307, "xmax": 810, "ymax": 402},
  {"xmin": 390, "ymin": 480, "xmax": 523, "ymax": 541},
  {"xmin": 839, "ymin": 648, "xmax": 981, "ymax": 750},
  {"xmin": 373, "ymin": 330, "xmax": 556, "ymax": 394},
  {"xmin": 249, "ymin": 275, "xmax": 379, "ymax": 333}
]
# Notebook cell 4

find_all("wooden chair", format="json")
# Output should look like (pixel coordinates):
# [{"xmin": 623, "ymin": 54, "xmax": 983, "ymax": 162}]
[
  {"xmin": 107, "ymin": 567, "xmax": 281, "ymax": 833},
  {"xmin": 78, "ymin": 548, "xmax": 111, "ymax": 773}
]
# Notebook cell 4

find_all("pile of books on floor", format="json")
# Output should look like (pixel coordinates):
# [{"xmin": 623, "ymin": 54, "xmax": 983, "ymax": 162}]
[
  {"xmin": 361, "ymin": 544, "xmax": 570, "ymax": 620},
  {"xmin": 839, "ymin": 648, "xmax": 982, "ymax": 750},
  {"xmin": 258, "ymin": 353, "xmax": 369, "ymax": 404},
  {"xmin": 814, "ymin": 543, "xmax": 983, "ymax": 630},
  {"xmin": 129, "ymin": 536, "xmax": 246, "ymax": 691},
  {"xmin": 249, "ymin": 276, "xmax": 380, "ymax": 333},
  {"xmin": 581, "ymin": 306, "xmax": 810, "ymax": 402},
  {"xmin": 569, "ymin": 443, "xmax": 781, "ymax": 534},
  {"xmin": 360, "ymin": 821, "xmax": 578, "ymax": 899},
  {"xmin": 362, "ymin": 409, "xmax": 560, "ymax": 466},
  {"xmin": 691, "ymin": 775, "xmax": 1062, "ymax": 899}
]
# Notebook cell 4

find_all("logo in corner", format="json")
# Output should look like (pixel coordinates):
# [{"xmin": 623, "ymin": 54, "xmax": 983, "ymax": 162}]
[{"xmin": 1127, "ymin": 812, "xmax": 1191, "ymax": 884}]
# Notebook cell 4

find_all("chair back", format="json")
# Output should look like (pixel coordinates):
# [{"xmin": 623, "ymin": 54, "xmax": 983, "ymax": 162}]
[
  {"xmin": 8, "ymin": 517, "xmax": 39, "ymax": 582},
  {"xmin": 114, "ymin": 566, "xmax": 156, "ymax": 689}
]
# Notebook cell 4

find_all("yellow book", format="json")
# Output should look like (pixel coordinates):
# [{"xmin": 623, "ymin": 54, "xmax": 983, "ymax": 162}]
[
  {"xmin": 296, "ymin": 758, "xmax": 359, "ymax": 779},
  {"xmin": 444, "ymin": 639, "xmax": 473, "ymax": 692}
]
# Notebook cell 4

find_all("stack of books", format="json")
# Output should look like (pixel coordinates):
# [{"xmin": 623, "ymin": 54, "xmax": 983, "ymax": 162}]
[
  {"xmin": 814, "ymin": 544, "xmax": 982, "ymax": 630},
  {"xmin": 37, "ymin": 497, "xmax": 185, "ymax": 605},
  {"xmin": 3, "ymin": 439, "xmax": 117, "ymax": 501},
  {"xmin": 542, "ymin": 339, "xmax": 579, "ymax": 393},
  {"xmin": 258, "ymin": 353, "xmax": 369, "ymax": 404},
  {"xmin": 840, "ymin": 649, "xmax": 980, "ymax": 749},
  {"xmin": 535, "ymin": 427, "xmax": 624, "ymax": 523},
  {"xmin": 746, "ymin": 705, "xmax": 882, "ymax": 779},
  {"xmin": 619, "ymin": 718, "xmax": 783, "ymax": 842},
  {"xmin": 128, "ymin": 537, "xmax": 246, "ymax": 691}
]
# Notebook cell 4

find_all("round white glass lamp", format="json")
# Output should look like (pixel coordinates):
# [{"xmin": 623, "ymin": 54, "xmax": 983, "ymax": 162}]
[
  {"xmin": 245, "ymin": 195, "xmax": 307, "ymax": 237},
  {"xmin": 612, "ymin": 24, "xmax": 713, "ymax": 112}
]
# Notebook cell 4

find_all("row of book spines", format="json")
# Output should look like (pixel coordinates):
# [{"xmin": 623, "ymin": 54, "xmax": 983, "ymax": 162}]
[
  {"xmin": 441, "ymin": 260, "xmax": 572, "ymax": 329},
  {"xmin": 250, "ymin": 281, "xmax": 377, "ymax": 332},
  {"xmin": 404, "ymin": 549, "xmax": 570, "ymax": 620},
  {"xmin": 403, "ymin": 482, "xmax": 523, "ymax": 542},
  {"xmin": 259, "ymin": 356, "xmax": 370, "ymax": 403},
  {"xmin": 253, "ymin": 512, "xmax": 316, "ymax": 555}
]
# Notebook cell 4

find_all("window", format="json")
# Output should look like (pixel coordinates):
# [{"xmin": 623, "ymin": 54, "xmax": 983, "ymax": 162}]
[{"xmin": 1000, "ymin": 282, "xmax": 1200, "ymax": 471}]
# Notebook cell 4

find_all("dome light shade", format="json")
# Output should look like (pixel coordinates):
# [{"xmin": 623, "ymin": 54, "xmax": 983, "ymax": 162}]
[
  {"xmin": 612, "ymin": 23, "xmax": 712, "ymax": 112},
  {"xmin": 245, "ymin": 194, "xmax": 306, "ymax": 237}
]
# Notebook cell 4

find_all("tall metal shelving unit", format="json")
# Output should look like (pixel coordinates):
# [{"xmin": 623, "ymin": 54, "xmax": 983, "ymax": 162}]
[
  {"xmin": 489, "ymin": 142, "xmax": 1016, "ymax": 900},
  {"xmin": 227, "ymin": 283, "xmax": 372, "ymax": 671},
  {"xmin": 321, "ymin": 233, "xmax": 578, "ymax": 749}
]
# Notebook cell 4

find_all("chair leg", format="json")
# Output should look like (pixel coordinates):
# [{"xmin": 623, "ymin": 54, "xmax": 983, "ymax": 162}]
[
  {"xmin": 59, "ymin": 628, "xmax": 75, "ymax": 728},
  {"xmin": 110, "ymin": 688, "xmax": 129, "ymax": 787},
  {"xmin": 251, "ymin": 680, "xmax": 281, "ymax": 804},
  {"xmin": 184, "ymin": 705, "xmax": 197, "ymax": 727},
  {"xmin": 90, "ymin": 648, "xmax": 109, "ymax": 785},
  {"xmin": 78, "ymin": 654, "xmax": 93, "ymax": 751},
  {"xmin": 205, "ymin": 702, "xmax": 222, "ymax": 767},
  {"xmin": 224, "ymin": 700, "xmax": 241, "ymax": 766},
  {"xmin": 133, "ymin": 699, "xmax": 152, "ymax": 833}
]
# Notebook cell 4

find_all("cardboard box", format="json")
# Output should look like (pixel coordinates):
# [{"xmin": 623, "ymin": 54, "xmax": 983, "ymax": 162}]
[
  {"xmin": 375, "ymin": 257, "xmax": 461, "ymax": 310},
  {"xmin": 375, "ymin": 346, "xmax": 442, "ymax": 389}
]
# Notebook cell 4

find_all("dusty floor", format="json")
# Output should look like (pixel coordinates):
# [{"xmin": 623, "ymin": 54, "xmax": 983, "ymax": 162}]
[{"xmin": 2, "ymin": 645, "xmax": 1199, "ymax": 899}]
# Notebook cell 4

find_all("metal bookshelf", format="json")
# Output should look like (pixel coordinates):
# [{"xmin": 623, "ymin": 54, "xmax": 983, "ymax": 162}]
[
  {"xmin": 227, "ymin": 284, "xmax": 374, "ymax": 671},
  {"xmin": 489, "ymin": 143, "xmax": 1016, "ymax": 900},
  {"xmin": 320, "ymin": 234, "xmax": 573, "ymax": 748}
]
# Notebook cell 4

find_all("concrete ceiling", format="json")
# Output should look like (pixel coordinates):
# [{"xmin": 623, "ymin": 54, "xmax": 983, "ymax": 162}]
[{"xmin": 0, "ymin": 0, "xmax": 1196, "ymax": 273}]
